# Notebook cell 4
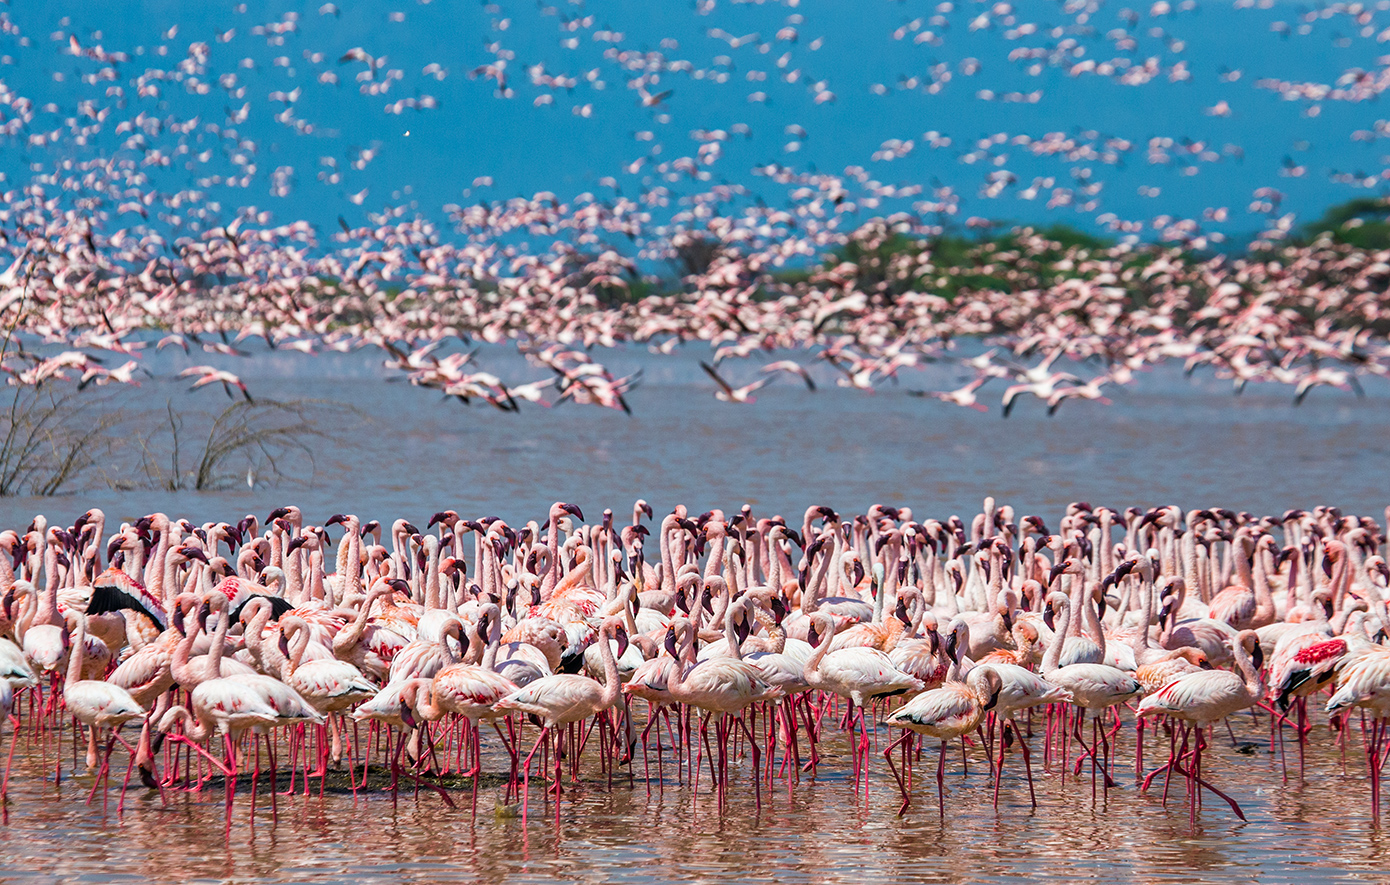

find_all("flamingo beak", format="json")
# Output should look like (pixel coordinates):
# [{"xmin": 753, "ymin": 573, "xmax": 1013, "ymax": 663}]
[
  {"xmin": 1251, "ymin": 642, "xmax": 1265, "ymax": 671},
  {"xmin": 664, "ymin": 628, "xmax": 678, "ymax": 659},
  {"xmin": 1322, "ymin": 556, "xmax": 1334, "ymax": 579},
  {"xmin": 807, "ymin": 623, "xmax": 821, "ymax": 648},
  {"xmin": 771, "ymin": 596, "xmax": 788, "ymax": 624},
  {"xmin": 400, "ymin": 699, "xmax": 419, "ymax": 730},
  {"xmin": 1042, "ymin": 606, "xmax": 1055, "ymax": 632},
  {"xmin": 1048, "ymin": 562, "xmax": 1067, "ymax": 584},
  {"xmin": 984, "ymin": 685, "xmax": 1002, "ymax": 712},
  {"xmin": 852, "ymin": 560, "xmax": 865, "ymax": 586},
  {"xmin": 944, "ymin": 630, "xmax": 959, "ymax": 663},
  {"xmin": 615, "ymin": 628, "xmax": 629, "ymax": 658}
]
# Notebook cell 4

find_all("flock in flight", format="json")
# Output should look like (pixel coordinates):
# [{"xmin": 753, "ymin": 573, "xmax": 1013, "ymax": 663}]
[
  {"xmin": 0, "ymin": 4, "xmax": 1386, "ymax": 413},
  {"xmin": 0, "ymin": 498, "xmax": 1388, "ymax": 828}
]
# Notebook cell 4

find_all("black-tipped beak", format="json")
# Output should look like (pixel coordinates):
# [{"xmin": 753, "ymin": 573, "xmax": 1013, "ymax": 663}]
[
  {"xmin": 402, "ymin": 522, "xmax": 420, "ymax": 536},
  {"xmin": 1048, "ymin": 562, "xmax": 1067, "ymax": 584},
  {"xmin": 1251, "ymin": 642, "xmax": 1265, "ymax": 670},
  {"xmin": 428, "ymin": 511, "xmax": 448, "ymax": 528},
  {"xmin": 734, "ymin": 615, "xmax": 751, "ymax": 645},
  {"xmin": 389, "ymin": 578, "xmax": 411, "ymax": 595},
  {"xmin": 400, "ymin": 699, "xmax": 419, "ymax": 730},
  {"xmin": 1322, "ymin": 556, "xmax": 1334, "ymax": 579},
  {"xmin": 984, "ymin": 686, "xmax": 1002, "ymax": 712},
  {"xmin": 197, "ymin": 603, "xmax": 212, "ymax": 632},
  {"xmin": 945, "ymin": 629, "xmax": 959, "ymax": 663},
  {"xmin": 852, "ymin": 560, "xmax": 865, "ymax": 586},
  {"xmin": 1043, "ymin": 606, "xmax": 1055, "ymax": 632},
  {"xmin": 326, "ymin": 514, "xmax": 347, "ymax": 527},
  {"xmin": 664, "ymin": 628, "xmax": 679, "ymax": 658},
  {"xmin": 701, "ymin": 589, "xmax": 714, "ymax": 614},
  {"xmin": 615, "ymin": 628, "xmax": 630, "ymax": 659},
  {"xmin": 807, "ymin": 624, "xmax": 821, "ymax": 648},
  {"xmin": 287, "ymin": 536, "xmax": 307, "ymax": 553},
  {"xmin": 771, "ymin": 596, "xmax": 788, "ymax": 624},
  {"xmin": 268, "ymin": 507, "xmax": 290, "ymax": 521},
  {"xmin": 562, "ymin": 503, "xmax": 584, "ymax": 521}
]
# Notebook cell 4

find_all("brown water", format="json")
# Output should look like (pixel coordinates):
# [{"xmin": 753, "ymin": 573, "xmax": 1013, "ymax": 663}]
[{"xmin": 1, "ymin": 710, "xmax": 1388, "ymax": 884}]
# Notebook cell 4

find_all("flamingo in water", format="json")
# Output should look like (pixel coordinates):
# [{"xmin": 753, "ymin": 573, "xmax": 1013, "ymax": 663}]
[
  {"xmin": 61, "ymin": 612, "xmax": 146, "ymax": 805},
  {"xmin": 494, "ymin": 615, "xmax": 627, "ymax": 818},
  {"xmin": 883, "ymin": 664, "xmax": 1004, "ymax": 815},
  {"xmin": 664, "ymin": 616, "xmax": 783, "ymax": 807},
  {"xmin": 802, "ymin": 610, "xmax": 924, "ymax": 785},
  {"xmin": 1137, "ymin": 629, "xmax": 1264, "ymax": 825}
]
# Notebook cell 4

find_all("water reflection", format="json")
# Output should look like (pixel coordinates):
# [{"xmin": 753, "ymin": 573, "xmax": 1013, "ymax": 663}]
[{"xmin": 3, "ymin": 712, "xmax": 1390, "ymax": 883}]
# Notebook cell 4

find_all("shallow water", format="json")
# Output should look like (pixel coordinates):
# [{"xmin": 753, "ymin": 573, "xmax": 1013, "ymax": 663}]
[
  {"xmin": 2, "ymin": 708, "xmax": 1390, "ymax": 884},
  {"xmin": 2, "ymin": 345, "xmax": 1389, "ymax": 882}
]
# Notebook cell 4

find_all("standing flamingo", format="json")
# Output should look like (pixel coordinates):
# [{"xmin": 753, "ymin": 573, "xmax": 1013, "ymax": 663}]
[
  {"xmin": 494, "ymin": 615, "xmax": 627, "ymax": 817},
  {"xmin": 1137, "ymin": 629, "xmax": 1264, "ymax": 825},
  {"xmin": 883, "ymin": 664, "xmax": 1004, "ymax": 815}
]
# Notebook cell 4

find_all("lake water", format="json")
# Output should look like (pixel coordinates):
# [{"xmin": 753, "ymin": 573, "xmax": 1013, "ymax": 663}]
[
  {"xmin": 2, "ymin": 706, "xmax": 1389, "ymax": 883},
  {"xmin": 0, "ymin": 344, "xmax": 1385, "ymax": 530},
  {"xmin": 1, "ymin": 344, "xmax": 1388, "ymax": 883}
]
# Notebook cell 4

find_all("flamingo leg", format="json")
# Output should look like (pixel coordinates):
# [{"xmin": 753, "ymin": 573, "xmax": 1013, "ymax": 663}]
[{"xmin": 882, "ymin": 731, "xmax": 913, "ymax": 815}]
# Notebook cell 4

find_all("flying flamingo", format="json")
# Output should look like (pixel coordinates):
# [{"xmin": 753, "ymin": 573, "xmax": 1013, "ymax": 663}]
[{"xmin": 700, "ymin": 361, "xmax": 770, "ymax": 403}]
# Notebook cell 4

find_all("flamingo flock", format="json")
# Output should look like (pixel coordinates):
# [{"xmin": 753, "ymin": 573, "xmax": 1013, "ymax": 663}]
[
  {"xmin": 1, "ymin": 498, "xmax": 1389, "ymax": 830},
  {"xmin": 0, "ymin": 5, "xmax": 1387, "ymax": 415}
]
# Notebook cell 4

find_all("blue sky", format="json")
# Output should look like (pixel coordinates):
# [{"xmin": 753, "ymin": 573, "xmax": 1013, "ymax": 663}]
[{"xmin": 2, "ymin": 0, "xmax": 1387, "ymax": 246}]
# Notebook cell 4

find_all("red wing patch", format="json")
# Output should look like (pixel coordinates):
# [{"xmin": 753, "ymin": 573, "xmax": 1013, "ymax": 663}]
[{"xmin": 1294, "ymin": 639, "xmax": 1347, "ymax": 665}]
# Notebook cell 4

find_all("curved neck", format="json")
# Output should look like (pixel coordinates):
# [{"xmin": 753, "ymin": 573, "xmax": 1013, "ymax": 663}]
[
  {"xmin": 1231, "ymin": 637, "xmax": 1262, "ymax": 697},
  {"xmin": 803, "ymin": 614, "xmax": 836, "ymax": 681},
  {"xmin": 65, "ymin": 616, "xmax": 86, "ymax": 686},
  {"xmin": 1042, "ymin": 599, "xmax": 1068, "ymax": 675},
  {"xmin": 596, "ymin": 624, "xmax": 622, "ymax": 708},
  {"xmin": 723, "ymin": 596, "xmax": 743, "ymax": 660}
]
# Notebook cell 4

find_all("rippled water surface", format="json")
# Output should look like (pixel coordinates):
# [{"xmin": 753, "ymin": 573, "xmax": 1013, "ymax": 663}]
[
  {"xmin": 1, "ymin": 346, "xmax": 1388, "ymax": 883},
  {"xmin": 4, "ymin": 710, "xmax": 1390, "ymax": 884}
]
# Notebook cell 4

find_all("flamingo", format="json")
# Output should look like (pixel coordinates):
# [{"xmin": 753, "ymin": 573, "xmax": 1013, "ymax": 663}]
[
  {"xmin": 802, "ymin": 611, "xmax": 924, "ymax": 782},
  {"xmin": 61, "ymin": 612, "xmax": 145, "ymax": 803},
  {"xmin": 494, "ymin": 616, "xmax": 627, "ymax": 816},
  {"xmin": 883, "ymin": 664, "xmax": 1004, "ymax": 815},
  {"xmin": 1137, "ymin": 630, "xmax": 1265, "ymax": 825},
  {"xmin": 1041, "ymin": 591, "xmax": 1142, "ymax": 795},
  {"xmin": 665, "ymin": 617, "xmax": 782, "ymax": 805}
]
